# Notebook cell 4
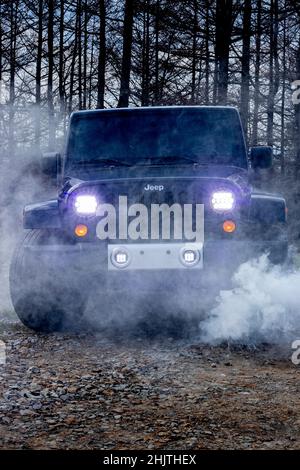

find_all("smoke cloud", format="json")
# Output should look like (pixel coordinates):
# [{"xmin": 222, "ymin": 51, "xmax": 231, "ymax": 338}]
[
  {"xmin": 200, "ymin": 253, "xmax": 300, "ymax": 345},
  {"xmin": 0, "ymin": 152, "xmax": 54, "ymax": 319},
  {"xmin": 0, "ymin": 150, "xmax": 299, "ymax": 347}
]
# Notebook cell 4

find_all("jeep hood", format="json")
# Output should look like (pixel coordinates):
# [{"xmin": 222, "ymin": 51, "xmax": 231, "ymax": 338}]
[
  {"xmin": 63, "ymin": 165, "xmax": 248, "ymax": 188},
  {"xmin": 60, "ymin": 165, "xmax": 250, "ymax": 205}
]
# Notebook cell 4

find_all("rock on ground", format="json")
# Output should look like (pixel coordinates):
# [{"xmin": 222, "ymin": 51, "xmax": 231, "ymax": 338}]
[{"xmin": 0, "ymin": 322, "xmax": 300, "ymax": 450}]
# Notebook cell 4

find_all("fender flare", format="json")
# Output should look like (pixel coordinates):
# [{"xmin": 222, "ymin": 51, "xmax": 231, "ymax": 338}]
[
  {"xmin": 249, "ymin": 193, "xmax": 287, "ymax": 224},
  {"xmin": 23, "ymin": 199, "xmax": 62, "ymax": 229}
]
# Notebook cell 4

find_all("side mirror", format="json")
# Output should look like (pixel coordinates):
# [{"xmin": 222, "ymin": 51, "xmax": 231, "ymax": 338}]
[
  {"xmin": 41, "ymin": 152, "xmax": 62, "ymax": 179},
  {"xmin": 250, "ymin": 146, "xmax": 273, "ymax": 170}
]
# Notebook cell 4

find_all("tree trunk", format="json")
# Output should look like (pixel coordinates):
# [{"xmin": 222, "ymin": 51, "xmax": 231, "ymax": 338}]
[
  {"xmin": 35, "ymin": 0, "xmax": 43, "ymax": 151},
  {"xmin": 68, "ymin": 1, "xmax": 79, "ymax": 114},
  {"xmin": 204, "ymin": 0, "xmax": 210, "ymax": 104},
  {"xmin": 47, "ymin": 0, "xmax": 55, "ymax": 150},
  {"xmin": 251, "ymin": 0, "xmax": 262, "ymax": 146},
  {"xmin": 89, "ymin": 17, "xmax": 95, "ymax": 109},
  {"xmin": 240, "ymin": 0, "xmax": 251, "ymax": 141},
  {"xmin": 78, "ymin": 0, "xmax": 83, "ymax": 110},
  {"xmin": 295, "ymin": 43, "xmax": 300, "ymax": 176},
  {"xmin": 191, "ymin": 0, "xmax": 198, "ymax": 103},
  {"xmin": 8, "ymin": 0, "xmax": 17, "ymax": 157},
  {"xmin": 0, "ymin": 0, "xmax": 2, "ymax": 84},
  {"xmin": 154, "ymin": 0, "xmax": 160, "ymax": 104},
  {"xmin": 117, "ymin": 0, "xmax": 135, "ymax": 108},
  {"xmin": 141, "ymin": 0, "xmax": 150, "ymax": 106},
  {"xmin": 280, "ymin": 0, "xmax": 286, "ymax": 175},
  {"xmin": 215, "ymin": 0, "xmax": 233, "ymax": 105},
  {"xmin": 59, "ymin": 0, "xmax": 65, "ymax": 132},
  {"xmin": 97, "ymin": 0, "xmax": 106, "ymax": 109},
  {"xmin": 267, "ymin": 0, "xmax": 279, "ymax": 147},
  {"xmin": 83, "ymin": 0, "xmax": 88, "ymax": 110}
]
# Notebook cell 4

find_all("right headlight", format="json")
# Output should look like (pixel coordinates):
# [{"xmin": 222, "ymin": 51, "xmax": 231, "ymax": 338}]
[{"xmin": 211, "ymin": 191, "xmax": 235, "ymax": 211}]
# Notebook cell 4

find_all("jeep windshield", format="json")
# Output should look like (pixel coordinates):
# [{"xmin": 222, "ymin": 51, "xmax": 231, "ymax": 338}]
[{"xmin": 66, "ymin": 107, "xmax": 247, "ymax": 170}]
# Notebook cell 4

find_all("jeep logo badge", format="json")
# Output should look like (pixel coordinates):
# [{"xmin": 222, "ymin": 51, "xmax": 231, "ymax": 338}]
[{"xmin": 144, "ymin": 184, "xmax": 164, "ymax": 191}]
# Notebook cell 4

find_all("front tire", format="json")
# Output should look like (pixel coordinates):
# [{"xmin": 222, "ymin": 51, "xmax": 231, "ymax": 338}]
[{"xmin": 10, "ymin": 229, "xmax": 86, "ymax": 333}]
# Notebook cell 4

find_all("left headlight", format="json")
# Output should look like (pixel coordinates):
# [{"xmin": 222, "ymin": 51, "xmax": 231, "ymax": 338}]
[
  {"xmin": 211, "ymin": 191, "xmax": 235, "ymax": 211},
  {"xmin": 74, "ymin": 195, "xmax": 98, "ymax": 214}
]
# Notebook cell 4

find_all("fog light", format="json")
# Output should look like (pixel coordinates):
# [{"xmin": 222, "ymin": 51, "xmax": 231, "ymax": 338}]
[
  {"xmin": 223, "ymin": 220, "xmax": 236, "ymax": 233},
  {"xmin": 180, "ymin": 247, "xmax": 200, "ymax": 267},
  {"xmin": 75, "ymin": 224, "xmax": 88, "ymax": 237},
  {"xmin": 184, "ymin": 251, "xmax": 196, "ymax": 263},
  {"xmin": 111, "ymin": 247, "xmax": 131, "ymax": 268},
  {"xmin": 116, "ymin": 253, "xmax": 127, "ymax": 264}
]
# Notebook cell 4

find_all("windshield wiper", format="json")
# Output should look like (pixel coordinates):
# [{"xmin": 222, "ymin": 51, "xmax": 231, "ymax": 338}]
[
  {"xmin": 136, "ymin": 155, "xmax": 201, "ymax": 166},
  {"xmin": 76, "ymin": 158, "xmax": 131, "ymax": 167}
]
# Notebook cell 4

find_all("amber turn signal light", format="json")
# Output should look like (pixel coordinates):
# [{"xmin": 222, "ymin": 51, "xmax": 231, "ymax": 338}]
[
  {"xmin": 223, "ymin": 220, "xmax": 236, "ymax": 233},
  {"xmin": 75, "ymin": 224, "xmax": 88, "ymax": 237}
]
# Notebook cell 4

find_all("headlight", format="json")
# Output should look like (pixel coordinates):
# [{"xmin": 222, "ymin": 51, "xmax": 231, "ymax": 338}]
[
  {"xmin": 74, "ymin": 195, "xmax": 98, "ymax": 214},
  {"xmin": 211, "ymin": 191, "xmax": 235, "ymax": 211}
]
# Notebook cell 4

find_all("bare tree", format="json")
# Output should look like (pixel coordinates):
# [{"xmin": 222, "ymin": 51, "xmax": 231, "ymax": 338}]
[
  {"xmin": 267, "ymin": 0, "xmax": 279, "ymax": 147},
  {"xmin": 240, "ymin": 0, "xmax": 251, "ymax": 140},
  {"xmin": 154, "ymin": 0, "xmax": 160, "ymax": 104},
  {"xmin": 0, "ymin": 0, "xmax": 297, "ymax": 170},
  {"xmin": 191, "ymin": 0, "xmax": 198, "ymax": 103},
  {"xmin": 117, "ymin": 0, "xmax": 135, "ymax": 108},
  {"xmin": 251, "ymin": 0, "xmax": 262, "ymax": 146},
  {"xmin": 215, "ymin": 0, "xmax": 233, "ymax": 105},
  {"xmin": 204, "ymin": 0, "xmax": 211, "ymax": 104},
  {"xmin": 35, "ymin": 0, "xmax": 43, "ymax": 151},
  {"xmin": 97, "ymin": 0, "xmax": 106, "ymax": 108},
  {"xmin": 68, "ymin": 1, "xmax": 79, "ymax": 114},
  {"xmin": 141, "ymin": 0, "xmax": 150, "ymax": 106},
  {"xmin": 8, "ymin": 0, "xmax": 18, "ymax": 157},
  {"xmin": 280, "ymin": 0, "xmax": 287, "ymax": 174},
  {"xmin": 47, "ymin": 0, "xmax": 55, "ymax": 149},
  {"xmin": 0, "ymin": 0, "xmax": 3, "ymax": 85}
]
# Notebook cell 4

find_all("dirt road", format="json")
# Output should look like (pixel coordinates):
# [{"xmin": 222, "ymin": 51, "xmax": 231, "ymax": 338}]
[{"xmin": 1, "ymin": 319, "xmax": 300, "ymax": 450}]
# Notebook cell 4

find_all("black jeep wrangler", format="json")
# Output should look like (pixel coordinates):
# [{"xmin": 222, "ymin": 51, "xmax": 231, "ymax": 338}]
[{"xmin": 10, "ymin": 106, "xmax": 288, "ymax": 332}]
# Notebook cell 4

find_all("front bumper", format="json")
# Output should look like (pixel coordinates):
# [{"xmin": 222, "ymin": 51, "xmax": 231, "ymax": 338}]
[{"xmin": 24, "ymin": 239, "xmax": 286, "ymax": 291}]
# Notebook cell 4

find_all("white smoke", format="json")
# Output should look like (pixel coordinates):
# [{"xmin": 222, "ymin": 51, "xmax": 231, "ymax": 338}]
[
  {"xmin": 0, "ymin": 153, "xmax": 54, "ymax": 319},
  {"xmin": 201, "ymin": 254, "xmax": 300, "ymax": 345}
]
